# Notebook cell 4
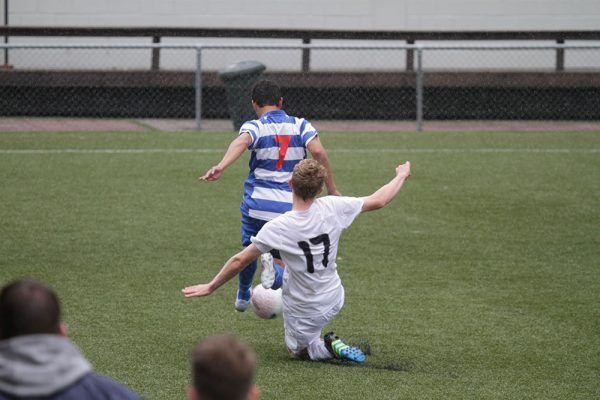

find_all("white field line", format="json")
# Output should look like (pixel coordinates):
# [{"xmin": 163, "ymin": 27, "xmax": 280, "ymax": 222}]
[
  {"xmin": 0, "ymin": 148, "xmax": 221, "ymax": 154},
  {"xmin": 0, "ymin": 148, "xmax": 599, "ymax": 155}
]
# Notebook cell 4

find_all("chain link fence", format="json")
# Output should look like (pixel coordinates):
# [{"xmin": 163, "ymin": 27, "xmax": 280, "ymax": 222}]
[{"xmin": 1, "ymin": 42, "xmax": 599, "ymax": 130}]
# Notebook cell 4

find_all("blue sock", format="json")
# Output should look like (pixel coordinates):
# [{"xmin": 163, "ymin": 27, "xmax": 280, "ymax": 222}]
[
  {"xmin": 271, "ymin": 264, "xmax": 284, "ymax": 290},
  {"xmin": 238, "ymin": 259, "xmax": 257, "ymax": 300}
]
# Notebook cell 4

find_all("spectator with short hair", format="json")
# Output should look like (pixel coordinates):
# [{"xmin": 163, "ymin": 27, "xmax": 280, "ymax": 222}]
[
  {"xmin": 188, "ymin": 334, "xmax": 259, "ymax": 400},
  {"xmin": 0, "ymin": 278, "xmax": 142, "ymax": 400}
]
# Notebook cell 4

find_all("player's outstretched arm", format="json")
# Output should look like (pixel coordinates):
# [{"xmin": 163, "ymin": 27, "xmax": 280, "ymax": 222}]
[
  {"xmin": 199, "ymin": 132, "xmax": 252, "ymax": 181},
  {"xmin": 361, "ymin": 162, "xmax": 411, "ymax": 213},
  {"xmin": 307, "ymin": 137, "xmax": 341, "ymax": 196},
  {"xmin": 182, "ymin": 244, "xmax": 262, "ymax": 297}
]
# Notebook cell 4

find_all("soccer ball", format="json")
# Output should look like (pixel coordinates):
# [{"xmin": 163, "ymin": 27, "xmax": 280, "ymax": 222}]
[{"xmin": 251, "ymin": 284, "xmax": 283, "ymax": 319}]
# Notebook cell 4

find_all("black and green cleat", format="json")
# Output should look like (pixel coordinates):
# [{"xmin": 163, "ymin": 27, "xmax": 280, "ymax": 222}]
[{"xmin": 324, "ymin": 331, "xmax": 366, "ymax": 364}]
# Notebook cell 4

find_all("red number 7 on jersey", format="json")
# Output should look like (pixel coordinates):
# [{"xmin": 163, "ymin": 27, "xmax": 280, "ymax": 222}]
[{"xmin": 274, "ymin": 135, "xmax": 291, "ymax": 170}]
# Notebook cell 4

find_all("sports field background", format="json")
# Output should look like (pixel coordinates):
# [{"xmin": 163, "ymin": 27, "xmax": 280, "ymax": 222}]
[{"xmin": 1, "ymin": 130, "xmax": 599, "ymax": 399}]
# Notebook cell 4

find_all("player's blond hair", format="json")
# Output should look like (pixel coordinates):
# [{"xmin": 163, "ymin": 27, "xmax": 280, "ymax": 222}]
[{"xmin": 291, "ymin": 159, "xmax": 327, "ymax": 200}]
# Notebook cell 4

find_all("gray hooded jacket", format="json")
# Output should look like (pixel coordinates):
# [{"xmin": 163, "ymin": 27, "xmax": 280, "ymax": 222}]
[{"xmin": 0, "ymin": 335, "xmax": 140, "ymax": 399}]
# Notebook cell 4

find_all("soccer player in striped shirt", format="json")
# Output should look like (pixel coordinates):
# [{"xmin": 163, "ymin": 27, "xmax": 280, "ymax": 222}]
[
  {"xmin": 183, "ymin": 159, "xmax": 411, "ymax": 363},
  {"xmin": 199, "ymin": 80, "xmax": 340, "ymax": 312}
]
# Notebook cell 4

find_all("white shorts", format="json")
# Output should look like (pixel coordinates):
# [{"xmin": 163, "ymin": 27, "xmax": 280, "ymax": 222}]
[{"xmin": 283, "ymin": 288, "xmax": 345, "ymax": 356}]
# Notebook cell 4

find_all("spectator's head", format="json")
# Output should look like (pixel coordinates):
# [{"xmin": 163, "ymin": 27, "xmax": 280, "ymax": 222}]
[
  {"xmin": 290, "ymin": 159, "xmax": 327, "ymax": 201},
  {"xmin": 0, "ymin": 279, "xmax": 64, "ymax": 340},
  {"xmin": 188, "ymin": 334, "xmax": 259, "ymax": 400},
  {"xmin": 251, "ymin": 80, "xmax": 282, "ymax": 108}
]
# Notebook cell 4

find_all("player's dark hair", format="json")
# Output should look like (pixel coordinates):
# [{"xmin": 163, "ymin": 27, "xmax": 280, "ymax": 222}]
[
  {"xmin": 0, "ymin": 279, "xmax": 61, "ymax": 339},
  {"xmin": 251, "ymin": 79, "xmax": 281, "ymax": 107},
  {"xmin": 291, "ymin": 159, "xmax": 327, "ymax": 201},
  {"xmin": 192, "ymin": 334, "xmax": 257, "ymax": 400}
]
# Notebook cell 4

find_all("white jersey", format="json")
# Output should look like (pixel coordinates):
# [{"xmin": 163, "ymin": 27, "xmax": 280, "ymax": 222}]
[{"xmin": 251, "ymin": 196, "xmax": 364, "ymax": 317}]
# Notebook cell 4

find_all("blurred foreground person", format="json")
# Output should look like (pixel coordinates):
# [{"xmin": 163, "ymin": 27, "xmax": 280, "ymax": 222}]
[
  {"xmin": 0, "ymin": 279, "xmax": 142, "ymax": 400},
  {"xmin": 188, "ymin": 334, "xmax": 259, "ymax": 400}
]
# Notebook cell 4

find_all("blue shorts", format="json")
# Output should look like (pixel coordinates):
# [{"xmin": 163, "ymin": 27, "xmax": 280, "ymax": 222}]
[{"xmin": 241, "ymin": 213, "xmax": 281, "ymax": 259}]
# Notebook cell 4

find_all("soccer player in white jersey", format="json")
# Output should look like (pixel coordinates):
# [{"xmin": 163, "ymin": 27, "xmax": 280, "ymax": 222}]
[
  {"xmin": 183, "ymin": 159, "xmax": 411, "ymax": 363},
  {"xmin": 199, "ymin": 80, "xmax": 340, "ymax": 312}
]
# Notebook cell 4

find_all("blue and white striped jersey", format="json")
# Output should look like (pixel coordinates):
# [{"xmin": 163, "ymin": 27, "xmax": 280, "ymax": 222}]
[{"xmin": 239, "ymin": 109, "xmax": 318, "ymax": 221}]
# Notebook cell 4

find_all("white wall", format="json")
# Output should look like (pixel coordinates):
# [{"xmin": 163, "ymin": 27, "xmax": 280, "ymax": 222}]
[{"xmin": 7, "ymin": 0, "xmax": 600, "ymax": 31}]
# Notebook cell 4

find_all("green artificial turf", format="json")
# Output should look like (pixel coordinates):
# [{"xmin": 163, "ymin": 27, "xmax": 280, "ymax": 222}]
[{"xmin": 1, "ymin": 130, "xmax": 599, "ymax": 399}]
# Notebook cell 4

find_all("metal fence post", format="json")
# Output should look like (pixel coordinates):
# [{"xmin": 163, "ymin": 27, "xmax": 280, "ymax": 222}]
[
  {"xmin": 195, "ymin": 46, "xmax": 202, "ymax": 131},
  {"xmin": 406, "ymin": 39, "xmax": 414, "ymax": 71},
  {"xmin": 151, "ymin": 36, "xmax": 160, "ymax": 71},
  {"xmin": 556, "ymin": 39, "xmax": 565, "ymax": 71},
  {"xmin": 302, "ymin": 37, "xmax": 311, "ymax": 72},
  {"xmin": 416, "ymin": 46, "xmax": 424, "ymax": 132},
  {"xmin": 3, "ymin": 0, "xmax": 8, "ymax": 66}
]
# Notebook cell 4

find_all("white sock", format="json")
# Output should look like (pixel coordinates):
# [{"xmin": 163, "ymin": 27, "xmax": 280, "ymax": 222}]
[{"xmin": 307, "ymin": 338, "xmax": 333, "ymax": 361}]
